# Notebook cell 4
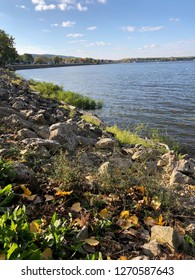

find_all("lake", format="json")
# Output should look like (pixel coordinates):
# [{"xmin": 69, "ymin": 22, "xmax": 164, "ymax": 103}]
[{"xmin": 17, "ymin": 61, "xmax": 195, "ymax": 154}]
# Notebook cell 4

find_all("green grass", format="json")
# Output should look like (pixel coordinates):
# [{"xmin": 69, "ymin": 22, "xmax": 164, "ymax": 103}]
[
  {"xmin": 106, "ymin": 125, "xmax": 152, "ymax": 147},
  {"xmin": 81, "ymin": 114, "xmax": 101, "ymax": 127},
  {"xmin": 30, "ymin": 80, "xmax": 103, "ymax": 110}
]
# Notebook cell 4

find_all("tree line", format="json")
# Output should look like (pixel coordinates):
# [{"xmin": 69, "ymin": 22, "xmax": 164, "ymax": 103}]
[{"xmin": 1, "ymin": 28, "xmax": 194, "ymax": 68}]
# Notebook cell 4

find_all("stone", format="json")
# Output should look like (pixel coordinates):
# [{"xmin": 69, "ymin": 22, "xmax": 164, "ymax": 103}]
[
  {"xmin": 95, "ymin": 138, "xmax": 115, "ymax": 150},
  {"xmin": 36, "ymin": 126, "xmax": 50, "ymax": 139},
  {"xmin": 49, "ymin": 122, "xmax": 78, "ymax": 152},
  {"xmin": 12, "ymin": 100, "xmax": 26, "ymax": 110},
  {"xmin": 12, "ymin": 162, "xmax": 36, "ymax": 183},
  {"xmin": 29, "ymin": 113, "xmax": 45, "ymax": 125},
  {"xmin": 185, "ymin": 222, "xmax": 195, "ymax": 240},
  {"xmin": 77, "ymin": 136, "xmax": 97, "ymax": 147},
  {"xmin": 150, "ymin": 225, "xmax": 189, "ymax": 253},
  {"xmin": 142, "ymin": 240, "xmax": 161, "ymax": 257},
  {"xmin": 98, "ymin": 161, "xmax": 110, "ymax": 175},
  {"xmin": 16, "ymin": 128, "xmax": 37, "ymax": 140},
  {"xmin": 21, "ymin": 138, "xmax": 60, "ymax": 153},
  {"xmin": 170, "ymin": 169, "xmax": 195, "ymax": 186}
]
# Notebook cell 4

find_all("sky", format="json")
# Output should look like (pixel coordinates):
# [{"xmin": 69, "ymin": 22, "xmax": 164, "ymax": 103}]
[{"xmin": 0, "ymin": 0, "xmax": 195, "ymax": 59}]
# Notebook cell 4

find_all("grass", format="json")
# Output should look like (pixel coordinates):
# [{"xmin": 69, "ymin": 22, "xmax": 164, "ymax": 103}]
[
  {"xmin": 81, "ymin": 114, "xmax": 101, "ymax": 127},
  {"xmin": 30, "ymin": 80, "xmax": 103, "ymax": 110}
]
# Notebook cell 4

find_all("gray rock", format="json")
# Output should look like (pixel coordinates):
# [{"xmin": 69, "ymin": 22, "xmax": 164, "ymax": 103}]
[
  {"xmin": 16, "ymin": 128, "xmax": 37, "ymax": 140},
  {"xmin": 142, "ymin": 240, "xmax": 161, "ymax": 257},
  {"xmin": 29, "ymin": 113, "xmax": 46, "ymax": 125},
  {"xmin": 170, "ymin": 169, "xmax": 195, "ymax": 186},
  {"xmin": 151, "ymin": 225, "xmax": 189, "ymax": 253},
  {"xmin": 12, "ymin": 162, "xmax": 35, "ymax": 183},
  {"xmin": 95, "ymin": 138, "xmax": 115, "ymax": 150},
  {"xmin": 98, "ymin": 161, "xmax": 110, "ymax": 175},
  {"xmin": 36, "ymin": 126, "xmax": 50, "ymax": 139},
  {"xmin": 21, "ymin": 138, "xmax": 60, "ymax": 153},
  {"xmin": 49, "ymin": 122, "xmax": 78, "ymax": 152}
]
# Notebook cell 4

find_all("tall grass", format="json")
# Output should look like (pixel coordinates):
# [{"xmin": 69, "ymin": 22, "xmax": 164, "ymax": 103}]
[{"xmin": 30, "ymin": 80, "xmax": 103, "ymax": 110}]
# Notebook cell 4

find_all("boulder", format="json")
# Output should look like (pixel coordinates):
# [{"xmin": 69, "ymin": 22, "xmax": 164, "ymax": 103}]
[
  {"xmin": 29, "ymin": 113, "xmax": 46, "ymax": 125},
  {"xmin": 21, "ymin": 138, "xmax": 60, "ymax": 153},
  {"xmin": 16, "ymin": 128, "xmax": 37, "ymax": 140},
  {"xmin": 49, "ymin": 122, "xmax": 78, "ymax": 152},
  {"xmin": 170, "ymin": 169, "xmax": 195, "ymax": 186},
  {"xmin": 150, "ymin": 225, "xmax": 189, "ymax": 253},
  {"xmin": 95, "ymin": 138, "xmax": 115, "ymax": 150},
  {"xmin": 12, "ymin": 162, "xmax": 36, "ymax": 183},
  {"xmin": 142, "ymin": 240, "xmax": 161, "ymax": 258},
  {"xmin": 98, "ymin": 161, "xmax": 110, "ymax": 176}
]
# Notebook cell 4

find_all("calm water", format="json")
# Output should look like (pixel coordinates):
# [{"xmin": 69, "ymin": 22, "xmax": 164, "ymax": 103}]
[{"xmin": 17, "ymin": 61, "xmax": 195, "ymax": 154}]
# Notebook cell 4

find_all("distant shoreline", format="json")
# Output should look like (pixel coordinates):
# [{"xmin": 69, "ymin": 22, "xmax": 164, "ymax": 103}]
[{"xmin": 9, "ymin": 63, "xmax": 100, "ymax": 71}]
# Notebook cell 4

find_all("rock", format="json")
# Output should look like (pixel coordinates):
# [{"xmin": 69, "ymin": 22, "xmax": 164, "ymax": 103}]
[
  {"xmin": 21, "ymin": 138, "xmax": 60, "ymax": 153},
  {"xmin": 95, "ymin": 138, "xmax": 115, "ymax": 150},
  {"xmin": 29, "ymin": 113, "xmax": 45, "ymax": 125},
  {"xmin": 170, "ymin": 169, "xmax": 195, "ymax": 186},
  {"xmin": 142, "ymin": 240, "xmax": 161, "ymax": 257},
  {"xmin": 77, "ymin": 136, "xmax": 97, "ymax": 147},
  {"xmin": 49, "ymin": 122, "xmax": 78, "ymax": 152},
  {"xmin": 12, "ymin": 100, "xmax": 26, "ymax": 110},
  {"xmin": 98, "ymin": 161, "xmax": 110, "ymax": 175},
  {"xmin": 16, "ymin": 128, "xmax": 37, "ymax": 140},
  {"xmin": 36, "ymin": 126, "xmax": 50, "ymax": 139},
  {"xmin": 150, "ymin": 225, "xmax": 189, "ymax": 253},
  {"xmin": 177, "ymin": 158, "xmax": 195, "ymax": 174},
  {"xmin": 12, "ymin": 162, "xmax": 36, "ymax": 183},
  {"xmin": 0, "ymin": 88, "xmax": 7, "ymax": 101},
  {"xmin": 185, "ymin": 222, "xmax": 195, "ymax": 239}
]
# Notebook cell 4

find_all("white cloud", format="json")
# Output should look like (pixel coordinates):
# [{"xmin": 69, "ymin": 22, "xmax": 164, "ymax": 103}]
[
  {"xmin": 66, "ymin": 33, "xmax": 84, "ymax": 38},
  {"xmin": 139, "ymin": 26, "xmax": 164, "ymax": 32},
  {"xmin": 139, "ymin": 43, "xmax": 160, "ymax": 50},
  {"xmin": 86, "ymin": 26, "xmax": 97, "ymax": 31},
  {"xmin": 61, "ymin": 21, "xmax": 76, "ymax": 27},
  {"xmin": 122, "ymin": 26, "xmax": 136, "ymax": 32},
  {"xmin": 86, "ymin": 41, "xmax": 110, "ymax": 46},
  {"xmin": 168, "ymin": 18, "xmax": 180, "ymax": 22},
  {"xmin": 77, "ymin": 3, "xmax": 88, "ymax": 11},
  {"xmin": 51, "ymin": 23, "xmax": 59, "ymax": 27},
  {"xmin": 98, "ymin": 0, "xmax": 108, "ymax": 4},
  {"xmin": 16, "ymin": 5, "xmax": 26, "ymax": 9}
]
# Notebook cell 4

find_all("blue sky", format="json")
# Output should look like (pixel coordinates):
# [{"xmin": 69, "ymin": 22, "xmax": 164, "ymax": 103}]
[{"xmin": 0, "ymin": 0, "xmax": 195, "ymax": 59}]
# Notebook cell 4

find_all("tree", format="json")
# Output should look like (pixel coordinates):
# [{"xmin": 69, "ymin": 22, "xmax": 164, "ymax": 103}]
[
  {"xmin": 34, "ymin": 56, "xmax": 49, "ymax": 64},
  {"xmin": 51, "ymin": 56, "xmax": 62, "ymax": 64},
  {"xmin": 0, "ymin": 29, "xmax": 18, "ymax": 67},
  {"xmin": 22, "ymin": 53, "xmax": 34, "ymax": 64}
]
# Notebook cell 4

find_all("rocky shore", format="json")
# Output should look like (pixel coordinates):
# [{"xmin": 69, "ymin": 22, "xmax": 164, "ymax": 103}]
[{"xmin": 0, "ymin": 67, "xmax": 194, "ymax": 259}]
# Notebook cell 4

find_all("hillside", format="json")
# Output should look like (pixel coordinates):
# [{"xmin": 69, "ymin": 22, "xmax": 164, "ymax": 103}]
[{"xmin": 0, "ymin": 68, "xmax": 194, "ymax": 260}]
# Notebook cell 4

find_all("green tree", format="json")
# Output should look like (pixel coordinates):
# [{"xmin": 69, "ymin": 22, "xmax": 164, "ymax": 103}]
[
  {"xmin": 0, "ymin": 29, "xmax": 18, "ymax": 67},
  {"xmin": 34, "ymin": 56, "xmax": 49, "ymax": 64},
  {"xmin": 22, "ymin": 53, "xmax": 34, "ymax": 64},
  {"xmin": 52, "ymin": 56, "xmax": 62, "ymax": 64}
]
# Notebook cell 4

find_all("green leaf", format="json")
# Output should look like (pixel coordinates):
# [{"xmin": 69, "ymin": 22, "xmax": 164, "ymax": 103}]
[{"xmin": 7, "ymin": 243, "xmax": 18, "ymax": 260}]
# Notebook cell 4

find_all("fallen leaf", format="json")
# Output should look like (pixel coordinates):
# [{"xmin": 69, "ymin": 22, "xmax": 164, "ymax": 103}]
[
  {"xmin": 118, "ymin": 256, "xmax": 127, "ymax": 260},
  {"xmin": 55, "ymin": 189, "xmax": 73, "ymax": 196},
  {"xmin": 99, "ymin": 208, "xmax": 109, "ymax": 219},
  {"xmin": 144, "ymin": 216, "xmax": 156, "ymax": 227},
  {"xmin": 119, "ymin": 210, "xmax": 130, "ymax": 219},
  {"xmin": 84, "ymin": 238, "xmax": 99, "ymax": 246},
  {"xmin": 71, "ymin": 202, "xmax": 82, "ymax": 212},
  {"xmin": 30, "ymin": 221, "xmax": 40, "ymax": 233},
  {"xmin": 135, "ymin": 186, "xmax": 145, "ymax": 194},
  {"xmin": 151, "ymin": 197, "xmax": 161, "ymax": 210},
  {"xmin": 44, "ymin": 194, "xmax": 54, "ymax": 202},
  {"xmin": 117, "ymin": 215, "xmax": 139, "ymax": 229},
  {"xmin": 42, "ymin": 248, "xmax": 52, "ymax": 260},
  {"xmin": 156, "ymin": 214, "xmax": 165, "ymax": 226},
  {"xmin": 20, "ymin": 185, "xmax": 32, "ymax": 196}
]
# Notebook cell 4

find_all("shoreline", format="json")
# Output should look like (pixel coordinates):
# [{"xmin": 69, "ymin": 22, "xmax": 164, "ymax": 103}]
[{"xmin": 9, "ymin": 63, "xmax": 100, "ymax": 71}]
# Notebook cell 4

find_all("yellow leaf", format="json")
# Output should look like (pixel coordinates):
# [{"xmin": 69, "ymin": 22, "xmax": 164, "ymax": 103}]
[
  {"xmin": 42, "ymin": 248, "xmax": 52, "ymax": 260},
  {"xmin": 107, "ymin": 255, "xmax": 112, "ymax": 260},
  {"xmin": 20, "ymin": 185, "xmax": 32, "ymax": 196},
  {"xmin": 84, "ymin": 238, "xmax": 99, "ymax": 246},
  {"xmin": 156, "ymin": 214, "xmax": 165, "ymax": 226},
  {"xmin": 71, "ymin": 202, "xmax": 82, "ymax": 212},
  {"xmin": 55, "ymin": 189, "xmax": 73, "ymax": 196},
  {"xmin": 151, "ymin": 198, "xmax": 161, "ymax": 210},
  {"xmin": 99, "ymin": 208, "xmax": 109, "ymax": 219},
  {"xmin": 128, "ymin": 215, "xmax": 139, "ymax": 226},
  {"xmin": 119, "ymin": 210, "xmax": 130, "ymax": 219},
  {"xmin": 0, "ymin": 254, "xmax": 6, "ymax": 260},
  {"xmin": 30, "ymin": 221, "xmax": 40, "ymax": 233},
  {"xmin": 117, "ymin": 215, "xmax": 139, "ymax": 229},
  {"xmin": 144, "ymin": 216, "xmax": 156, "ymax": 227},
  {"xmin": 21, "ymin": 194, "xmax": 36, "ymax": 201},
  {"xmin": 135, "ymin": 186, "xmax": 145, "ymax": 194},
  {"xmin": 118, "ymin": 256, "xmax": 127, "ymax": 260},
  {"xmin": 44, "ymin": 194, "xmax": 54, "ymax": 201}
]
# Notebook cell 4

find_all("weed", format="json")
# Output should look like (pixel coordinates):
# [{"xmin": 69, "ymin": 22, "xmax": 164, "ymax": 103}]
[{"xmin": 81, "ymin": 114, "xmax": 101, "ymax": 127}]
